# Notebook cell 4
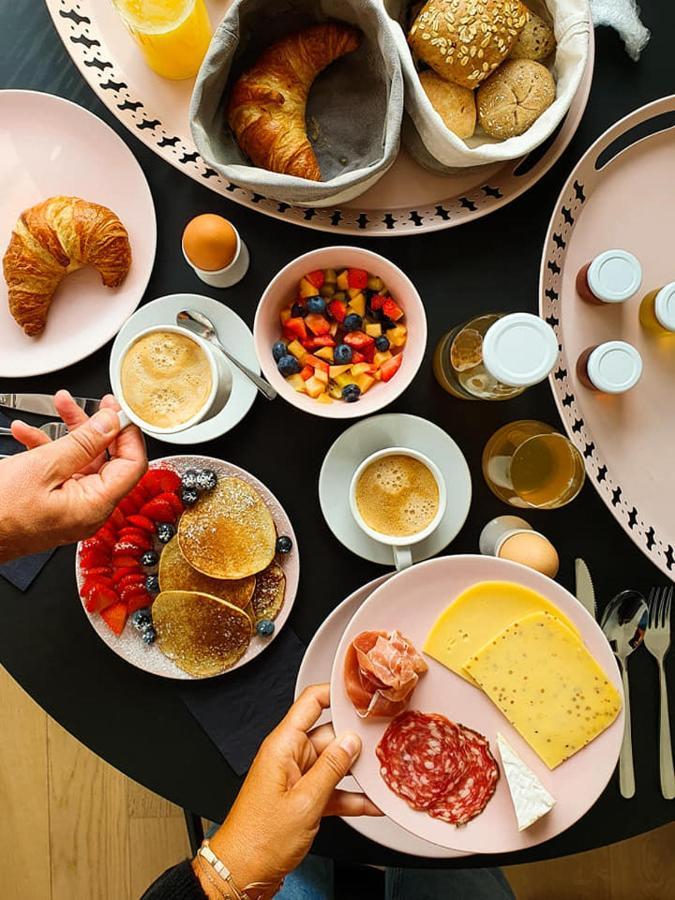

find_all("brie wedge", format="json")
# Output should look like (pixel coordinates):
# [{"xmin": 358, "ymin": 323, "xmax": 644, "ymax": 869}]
[{"xmin": 497, "ymin": 732, "xmax": 555, "ymax": 830}]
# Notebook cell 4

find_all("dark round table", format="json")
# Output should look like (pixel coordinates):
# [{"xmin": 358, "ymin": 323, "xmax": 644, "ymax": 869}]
[{"xmin": 1, "ymin": 0, "xmax": 673, "ymax": 870}]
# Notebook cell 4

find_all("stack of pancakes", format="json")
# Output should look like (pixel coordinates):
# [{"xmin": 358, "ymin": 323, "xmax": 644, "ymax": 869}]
[{"xmin": 152, "ymin": 477, "xmax": 287, "ymax": 677}]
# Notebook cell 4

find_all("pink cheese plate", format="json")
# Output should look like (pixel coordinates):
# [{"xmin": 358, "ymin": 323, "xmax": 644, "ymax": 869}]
[
  {"xmin": 541, "ymin": 96, "xmax": 675, "ymax": 578},
  {"xmin": 330, "ymin": 555, "xmax": 624, "ymax": 854},
  {"xmin": 0, "ymin": 90, "xmax": 156, "ymax": 378},
  {"xmin": 45, "ymin": 0, "xmax": 593, "ymax": 236}
]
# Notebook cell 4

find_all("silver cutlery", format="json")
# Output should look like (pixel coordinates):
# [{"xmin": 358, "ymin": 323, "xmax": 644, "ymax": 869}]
[
  {"xmin": 644, "ymin": 586, "xmax": 674, "ymax": 800},
  {"xmin": 0, "ymin": 393, "xmax": 101, "ymax": 417},
  {"xmin": 574, "ymin": 558, "xmax": 597, "ymax": 619},
  {"xmin": 177, "ymin": 309, "xmax": 277, "ymax": 401},
  {"xmin": 0, "ymin": 421, "xmax": 69, "ymax": 441},
  {"xmin": 600, "ymin": 590, "xmax": 649, "ymax": 799}
]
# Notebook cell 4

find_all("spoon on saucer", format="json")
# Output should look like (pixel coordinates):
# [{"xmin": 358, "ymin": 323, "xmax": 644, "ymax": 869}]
[
  {"xmin": 177, "ymin": 309, "xmax": 277, "ymax": 401},
  {"xmin": 600, "ymin": 590, "xmax": 648, "ymax": 799}
]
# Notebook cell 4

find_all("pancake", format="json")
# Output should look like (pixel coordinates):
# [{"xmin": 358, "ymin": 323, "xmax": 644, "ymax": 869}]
[
  {"xmin": 159, "ymin": 537, "xmax": 255, "ymax": 609},
  {"xmin": 152, "ymin": 590, "xmax": 252, "ymax": 677},
  {"xmin": 178, "ymin": 476, "xmax": 276, "ymax": 579},
  {"xmin": 250, "ymin": 562, "xmax": 286, "ymax": 623}
]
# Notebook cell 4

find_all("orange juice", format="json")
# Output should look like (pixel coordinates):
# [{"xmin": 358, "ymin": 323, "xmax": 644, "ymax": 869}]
[{"xmin": 113, "ymin": 0, "xmax": 212, "ymax": 80}]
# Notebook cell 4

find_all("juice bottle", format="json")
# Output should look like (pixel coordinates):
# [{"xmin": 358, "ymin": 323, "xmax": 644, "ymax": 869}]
[
  {"xmin": 576, "ymin": 341, "xmax": 643, "ymax": 394},
  {"xmin": 576, "ymin": 249, "xmax": 642, "ymax": 305},
  {"xmin": 112, "ymin": 0, "xmax": 212, "ymax": 80},
  {"xmin": 639, "ymin": 282, "xmax": 675, "ymax": 334}
]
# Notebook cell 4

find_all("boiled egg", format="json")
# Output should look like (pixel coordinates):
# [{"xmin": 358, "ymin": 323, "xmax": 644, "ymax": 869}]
[
  {"xmin": 183, "ymin": 214, "xmax": 237, "ymax": 272},
  {"xmin": 498, "ymin": 531, "xmax": 559, "ymax": 578}
]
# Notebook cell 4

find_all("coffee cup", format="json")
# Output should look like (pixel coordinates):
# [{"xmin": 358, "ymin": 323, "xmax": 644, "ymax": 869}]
[
  {"xmin": 349, "ymin": 447, "xmax": 447, "ymax": 571},
  {"xmin": 112, "ymin": 325, "xmax": 221, "ymax": 435}
]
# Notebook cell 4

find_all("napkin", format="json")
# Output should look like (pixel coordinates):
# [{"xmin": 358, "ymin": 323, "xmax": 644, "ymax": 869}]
[
  {"xmin": 590, "ymin": 0, "xmax": 651, "ymax": 60},
  {"xmin": 178, "ymin": 626, "xmax": 306, "ymax": 776},
  {"xmin": 0, "ymin": 412, "xmax": 56, "ymax": 590}
]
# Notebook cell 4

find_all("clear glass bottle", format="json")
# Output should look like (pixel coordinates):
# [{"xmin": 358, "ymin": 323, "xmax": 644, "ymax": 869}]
[
  {"xmin": 639, "ymin": 282, "xmax": 675, "ymax": 334},
  {"xmin": 433, "ymin": 312, "xmax": 558, "ymax": 400}
]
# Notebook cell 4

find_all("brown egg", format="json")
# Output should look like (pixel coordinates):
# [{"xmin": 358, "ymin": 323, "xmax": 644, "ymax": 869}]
[
  {"xmin": 498, "ymin": 532, "xmax": 559, "ymax": 579},
  {"xmin": 182, "ymin": 214, "xmax": 238, "ymax": 271}
]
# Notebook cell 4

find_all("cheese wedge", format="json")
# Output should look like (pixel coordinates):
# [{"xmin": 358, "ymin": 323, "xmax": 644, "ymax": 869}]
[
  {"xmin": 424, "ymin": 581, "xmax": 580, "ymax": 684},
  {"xmin": 465, "ymin": 611, "xmax": 622, "ymax": 769},
  {"xmin": 497, "ymin": 733, "xmax": 555, "ymax": 830}
]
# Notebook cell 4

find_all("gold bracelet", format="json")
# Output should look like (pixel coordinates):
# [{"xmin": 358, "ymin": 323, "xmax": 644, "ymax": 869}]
[{"xmin": 197, "ymin": 840, "xmax": 282, "ymax": 900}]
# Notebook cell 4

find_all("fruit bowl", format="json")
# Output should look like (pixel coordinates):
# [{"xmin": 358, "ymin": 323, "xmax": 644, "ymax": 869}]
[{"xmin": 254, "ymin": 247, "xmax": 427, "ymax": 418}]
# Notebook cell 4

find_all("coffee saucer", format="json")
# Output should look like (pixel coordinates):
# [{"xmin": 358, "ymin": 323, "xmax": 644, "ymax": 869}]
[
  {"xmin": 109, "ymin": 293, "xmax": 257, "ymax": 444},
  {"xmin": 318, "ymin": 414, "xmax": 472, "ymax": 566}
]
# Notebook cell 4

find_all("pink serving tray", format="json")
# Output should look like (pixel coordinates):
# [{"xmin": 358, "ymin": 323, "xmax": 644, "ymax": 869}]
[
  {"xmin": 540, "ymin": 96, "xmax": 675, "ymax": 579},
  {"xmin": 45, "ymin": 0, "xmax": 593, "ymax": 236},
  {"xmin": 330, "ymin": 556, "xmax": 624, "ymax": 855}
]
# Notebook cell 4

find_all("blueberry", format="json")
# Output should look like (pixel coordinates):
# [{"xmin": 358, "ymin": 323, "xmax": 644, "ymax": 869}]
[
  {"xmin": 272, "ymin": 340, "xmax": 287, "ymax": 362},
  {"xmin": 141, "ymin": 626, "xmax": 157, "ymax": 645},
  {"xmin": 334, "ymin": 343, "xmax": 353, "ymax": 365},
  {"xmin": 145, "ymin": 574, "xmax": 159, "ymax": 594},
  {"xmin": 140, "ymin": 550, "xmax": 159, "ymax": 568},
  {"xmin": 277, "ymin": 354, "xmax": 301, "ymax": 377},
  {"xmin": 196, "ymin": 469, "xmax": 218, "ymax": 492},
  {"xmin": 343, "ymin": 313, "xmax": 363, "ymax": 332},
  {"xmin": 276, "ymin": 535, "xmax": 293, "ymax": 554},
  {"xmin": 256, "ymin": 618, "xmax": 275, "ymax": 637},
  {"xmin": 291, "ymin": 302, "xmax": 306, "ymax": 318},
  {"xmin": 181, "ymin": 486, "xmax": 199, "ymax": 506},
  {"xmin": 342, "ymin": 384, "xmax": 361, "ymax": 403},
  {"xmin": 375, "ymin": 335, "xmax": 390, "ymax": 352},
  {"xmin": 181, "ymin": 468, "xmax": 200, "ymax": 490},
  {"xmin": 131, "ymin": 608, "xmax": 152, "ymax": 631},
  {"xmin": 306, "ymin": 296, "xmax": 326, "ymax": 314},
  {"xmin": 381, "ymin": 315, "xmax": 395, "ymax": 330},
  {"xmin": 156, "ymin": 522, "xmax": 175, "ymax": 544}
]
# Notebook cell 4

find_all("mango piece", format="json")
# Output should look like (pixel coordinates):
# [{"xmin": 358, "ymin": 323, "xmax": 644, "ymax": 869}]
[
  {"xmin": 351, "ymin": 362, "xmax": 373, "ymax": 376},
  {"xmin": 388, "ymin": 325, "xmax": 407, "ymax": 348},
  {"xmin": 299, "ymin": 277, "xmax": 318, "ymax": 298},
  {"xmin": 354, "ymin": 373, "xmax": 375, "ymax": 394},
  {"xmin": 316, "ymin": 391, "xmax": 333, "ymax": 404},
  {"xmin": 287, "ymin": 339, "xmax": 306, "ymax": 359},
  {"xmin": 367, "ymin": 275, "xmax": 384, "ymax": 291},
  {"xmin": 324, "ymin": 268, "xmax": 337, "ymax": 284},
  {"xmin": 348, "ymin": 293, "xmax": 366, "ymax": 317},
  {"xmin": 336, "ymin": 373, "xmax": 357, "ymax": 389},
  {"xmin": 329, "ymin": 364, "xmax": 352, "ymax": 378},
  {"xmin": 315, "ymin": 347, "xmax": 334, "ymax": 362},
  {"xmin": 374, "ymin": 350, "xmax": 393, "ymax": 367},
  {"xmin": 305, "ymin": 376, "xmax": 326, "ymax": 398},
  {"xmin": 286, "ymin": 373, "xmax": 306, "ymax": 393},
  {"xmin": 365, "ymin": 323, "xmax": 382, "ymax": 338},
  {"xmin": 336, "ymin": 270, "xmax": 349, "ymax": 291},
  {"xmin": 314, "ymin": 368, "xmax": 329, "ymax": 385}
]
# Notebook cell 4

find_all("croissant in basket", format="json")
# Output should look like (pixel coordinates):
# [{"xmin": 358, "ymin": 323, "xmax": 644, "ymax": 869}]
[
  {"xmin": 3, "ymin": 196, "xmax": 132, "ymax": 336},
  {"xmin": 227, "ymin": 23, "xmax": 361, "ymax": 181}
]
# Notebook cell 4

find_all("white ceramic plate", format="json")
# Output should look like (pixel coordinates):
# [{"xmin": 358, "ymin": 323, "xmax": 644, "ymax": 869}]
[
  {"xmin": 109, "ymin": 293, "xmax": 257, "ymax": 444},
  {"xmin": 76, "ymin": 455, "xmax": 299, "ymax": 679},
  {"xmin": 0, "ymin": 90, "xmax": 156, "ymax": 377},
  {"xmin": 318, "ymin": 414, "xmax": 472, "ymax": 565}
]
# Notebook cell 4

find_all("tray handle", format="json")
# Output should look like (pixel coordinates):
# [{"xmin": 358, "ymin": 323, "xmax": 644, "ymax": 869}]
[{"xmin": 590, "ymin": 95, "xmax": 675, "ymax": 173}]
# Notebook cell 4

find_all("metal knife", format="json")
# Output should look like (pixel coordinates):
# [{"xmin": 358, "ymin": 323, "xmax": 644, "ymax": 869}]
[
  {"xmin": 0, "ymin": 393, "xmax": 101, "ymax": 418},
  {"xmin": 575, "ymin": 558, "xmax": 597, "ymax": 619}
]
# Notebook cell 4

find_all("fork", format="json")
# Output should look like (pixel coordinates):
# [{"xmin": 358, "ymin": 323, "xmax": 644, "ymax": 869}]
[
  {"xmin": 645, "ymin": 586, "xmax": 675, "ymax": 799},
  {"xmin": 0, "ymin": 421, "xmax": 69, "ymax": 442}
]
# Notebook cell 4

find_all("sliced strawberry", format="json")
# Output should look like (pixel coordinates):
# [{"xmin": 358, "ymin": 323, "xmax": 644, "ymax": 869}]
[
  {"xmin": 118, "ymin": 572, "xmax": 147, "ymax": 591},
  {"xmin": 109, "ymin": 507, "xmax": 126, "ymax": 529},
  {"xmin": 300, "ymin": 365, "xmax": 314, "ymax": 381},
  {"xmin": 141, "ymin": 467, "xmax": 181, "ymax": 496},
  {"xmin": 370, "ymin": 294, "xmax": 386, "ymax": 311},
  {"xmin": 327, "ymin": 299, "xmax": 347, "ymax": 322},
  {"xmin": 158, "ymin": 491, "xmax": 184, "ymax": 516},
  {"xmin": 94, "ymin": 526, "xmax": 117, "ymax": 549},
  {"xmin": 80, "ymin": 551, "xmax": 111, "ymax": 573},
  {"xmin": 128, "ymin": 484, "xmax": 151, "ymax": 510},
  {"xmin": 302, "ymin": 354, "xmax": 329, "ymax": 374},
  {"xmin": 118, "ymin": 529, "xmax": 153, "ymax": 550},
  {"xmin": 305, "ymin": 314, "xmax": 331, "ymax": 336},
  {"xmin": 302, "ymin": 335, "xmax": 335, "ymax": 351},
  {"xmin": 81, "ymin": 576, "xmax": 114, "ymax": 600},
  {"xmin": 344, "ymin": 331, "xmax": 375, "ymax": 351},
  {"xmin": 100, "ymin": 601, "xmax": 128, "ymax": 635},
  {"xmin": 306, "ymin": 269, "xmax": 325, "ymax": 289},
  {"xmin": 85, "ymin": 584, "xmax": 119, "ymax": 614},
  {"xmin": 283, "ymin": 317, "xmax": 308, "ymax": 342},
  {"xmin": 126, "ymin": 514, "xmax": 155, "ymax": 534},
  {"xmin": 112, "ymin": 554, "xmax": 142, "ymax": 569},
  {"xmin": 113, "ymin": 565, "xmax": 141, "ymax": 584},
  {"xmin": 361, "ymin": 343, "xmax": 375, "ymax": 364},
  {"xmin": 126, "ymin": 590, "xmax": 152, "ymax": 614},
  {"xmin": 113, "ymin": 539, "xmax": 145, "ymax": 557},
  {"xmin": 382, "ymin": 298, "xmax": 404, "ymax": 322},
  {"xmin": 120, "ymin": 583, "xmax": 149, "ymax": 605},
  {"xmin": 80, "ymin": 564, "xmax": 112, "ymax": 578},
  {"xmin": 347, "ymin": 268, "xmax": 368, "ymax": 290},
  {"xmin": 118, "ymin": 495, "xmax": 139, "ymax": 517},
  {"xmin": 139, "ymin": 497, "xmax": 176, "ymax": 523},
  {"xmin": 351, "ymin": 351, "xmax": 365, "ymax": 364},
  {"xmin": 380, "ymin": 353, "xmax": 403, "ymax": 382}
]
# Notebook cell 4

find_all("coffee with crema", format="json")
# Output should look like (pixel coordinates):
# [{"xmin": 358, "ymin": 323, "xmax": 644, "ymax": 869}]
[
  {"xmin": 121, "ymin": 331, "xmax": 213, "ymax": 429},
  {"xmin": 355, "ymin": 454, "xmax": 439, "ymax": 538}
]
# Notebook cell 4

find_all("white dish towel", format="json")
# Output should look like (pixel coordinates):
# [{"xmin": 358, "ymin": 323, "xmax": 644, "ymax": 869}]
[{"xmin": 590, "ymin": 0, "xmax": 651, "ymax": 60}]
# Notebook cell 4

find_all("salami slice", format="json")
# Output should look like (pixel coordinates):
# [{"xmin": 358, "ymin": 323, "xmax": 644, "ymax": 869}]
[
  {"xmin": 429, "ymin": 726, "xmax": 499, "ymax": 825},
  {"xmin": 344, "ymin": 630, "xmax": 427, "ymax": 718}
]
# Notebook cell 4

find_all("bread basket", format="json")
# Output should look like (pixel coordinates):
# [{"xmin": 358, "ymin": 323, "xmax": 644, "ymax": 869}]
[
  {"xmin": 190, "ymin": 0, "xmax": 403, "ymax": 207},
  {"xmin": 385, "ymin": 0, "xmax": 590, "ymax": 172}
]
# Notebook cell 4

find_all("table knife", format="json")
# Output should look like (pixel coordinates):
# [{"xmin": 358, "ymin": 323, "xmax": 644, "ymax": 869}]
[
  {"xmin": 0, "ymin": 393, "xmax": 101, "ymax": 417},
  {"xmin": 575, "ymin": 558, "xmax": 597, "ymax": 619}
]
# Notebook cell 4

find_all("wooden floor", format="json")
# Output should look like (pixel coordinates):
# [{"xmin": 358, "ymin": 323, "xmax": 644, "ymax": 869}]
[{"xmin": 1, "ymin": 666, "xmax": 673, "ymax": 900}]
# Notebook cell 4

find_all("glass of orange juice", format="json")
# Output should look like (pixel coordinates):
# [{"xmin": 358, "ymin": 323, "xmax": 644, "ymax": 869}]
[
  {"xmin": 482, "ymin": 420, "xmax": 585, "ymax": 510},
  {"xmin": 112, "ymin": 0, "xmax": 212, "ymax": 80}
]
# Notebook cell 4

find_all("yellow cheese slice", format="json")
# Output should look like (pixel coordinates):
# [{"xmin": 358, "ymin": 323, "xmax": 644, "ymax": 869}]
[
  {"xmin": 423, "ymin": 581, "xmax": 580, "ymax": 684},
  {"xmin": 465, "ymin": 611, "xmax": 622, "ymax": 769}
]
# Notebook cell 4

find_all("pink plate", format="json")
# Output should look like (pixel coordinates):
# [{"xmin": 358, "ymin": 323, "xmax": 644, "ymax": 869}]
[
  {"xmin": 0, "ymin": 90, "xmax": 155, "ymax": 378},
  {"xmin": 295, "ymin": 573, "xmax": 467, "ymax": 858},
  {"xmin": 541, "ymin": 96, "xmax": 675, "ymax": 578},
  {"xmin": 330, "ymin": 555, "xmax": 624, "ymax": 854},
  {"xmin": 45, "ymin": 0, "xmax": 593, "ymax": 235},
  {"xmin": 76, "ymin": 456, "xmax": 299, "ymax": 680}
]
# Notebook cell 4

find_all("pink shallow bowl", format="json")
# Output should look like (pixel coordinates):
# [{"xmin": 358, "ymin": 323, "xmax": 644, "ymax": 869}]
[
  {"xmin": 330, "ymin": 555, "xmax": 624, "ymax": 854},
  {"xmin": 253, "ymin": 247, "xmax": 427, "ymax": 418}
]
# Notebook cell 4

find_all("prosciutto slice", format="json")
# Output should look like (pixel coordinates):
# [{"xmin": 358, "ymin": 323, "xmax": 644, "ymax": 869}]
[{"xmin": 344, "ymin": 630, "xmax": 428, "ymax": 718}]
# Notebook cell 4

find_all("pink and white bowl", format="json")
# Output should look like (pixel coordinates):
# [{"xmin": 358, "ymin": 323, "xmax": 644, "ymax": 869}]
[{"xmin": 253, "ymin": 247, "xmax": 427, "ymax": 419}]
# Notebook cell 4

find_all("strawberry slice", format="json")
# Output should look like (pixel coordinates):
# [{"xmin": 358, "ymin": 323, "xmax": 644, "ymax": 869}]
[
  {"xmin": 370, "ymin": 294, "xmax": 386, "ymax": 311},
  {"xmin": 300, "ymin": 365, "xmax": 313, "ymax": 381},
  {"xmin": 327, "ymin": 299, "xmax": 347, "ymax": 322},
  {"xmin": 112, "ymin": 554, "xmax": 142, "ymax": 569},
  {"xmin": 118, "ymin": 572, "xmax": 147, "ymax": 591},
  {"xmin": 109, "ymin": 507, "xmax": 126, "ymax": 529},
  {"xmin": 118, "ymin": 528, "xmax": 153, "ymax": 549},
  {"xmin": 302, "ymin": 335, "xmax": 336, "ymax": 351},
  {"xmin": 142, "ymin": 468, "xmax": 181, "ymax": 496},
  {"xmin": 94, "ymin": 526, "xmax": 117, "ymax": 549},
  {"xmin": 100, "ymin": 601, "xmax": 128, "ymax": 635},
  {"xmin": 344, "ymin": 331, "xmax": 375, "ymax": 351},
  {"xmin": 113, "ymin": 565, "xmax": 141, "ymax": 584},
  {"xmin": 113, "ymin": 539, "xmax": 145, "ymax": 557},
  {"xmin": 157, "ymin": 491, "xmax": 184, "ymax": 516},
  {"xmin": 283, "ymin": 317, "xmax": 308, "ymax": 342},
  {"xmin": 120, "ymin": 583, "xmax": 149, "ymax": 605},
  {"xmin": 139, "ymin": 496, "xmax": 176, "ymax": 523},
  {"xmin": 347, "ymin": 268, "xmax": 368, "ymax": 290},
  {"xmin": 306, "ymin": 269, "xmax": 325, "ymax": 289},
  {"xmin": 85, "ymin": 584, "xmax": 119, "ymax": 614},
  {"xmin": 126, "ymin": 514, "xmax": 155, "ymax": 534},
  {"xmin": 382, "ymin": 298, "xmax": 404, "ymax": 322},
  {"xmin": 81, "ymin": 576, "xmax": 114, "ymax": 600},
  {"xmin": 305, "ymin": 313, "xmax": 331, "ymax": 336},
  {"xmin": 118, "ymin": 495, "xmax": 139, "ymax": 517},
  {"xmin": 79, "ymin": 565, "xmax": 113, "ymax": 578},
  {"xmin": 351, "ymin": 351, "xmax": 365, "ymax": 364},
  {"xmin": 126, "ymin": 590, "xmax": 152, "ymax": 615},
  {"xmin": 380, "ymin": 353, "xmax": 403, "ymax": 382}
]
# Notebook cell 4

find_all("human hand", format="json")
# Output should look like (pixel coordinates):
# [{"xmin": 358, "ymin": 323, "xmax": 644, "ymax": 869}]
[
  {"xmin": 194, "ymin": 683, "xmax": 380, "ymax": 897},
  {"xmin": 0, "ymin": 390, "xmax": 147, "ymax": 562}
]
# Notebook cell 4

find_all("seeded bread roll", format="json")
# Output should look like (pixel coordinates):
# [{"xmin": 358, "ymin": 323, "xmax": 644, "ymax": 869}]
[
  {"xmin": 408, "ymin": 0, "xmax": 530, "ymax": 90},
  {"xmin": 418, "ymin": 70, "xmax": 476, "ymax": 138},
  {"xmin": 510, "ymin": 9, "xmax": 556, "ymax": 60},
  {"xmin": 477, "ymin": 58, "xmax": 555, "ymax": 139}
]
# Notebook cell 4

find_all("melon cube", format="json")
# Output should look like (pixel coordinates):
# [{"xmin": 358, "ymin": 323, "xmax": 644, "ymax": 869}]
[
  {"xmin": 335, "ymin": 373, "xmax": 357, "ymax": 389},
  {"xmin": 351, "ymin": 362, "xmax": 373, "ymax": 377},
  {"xmin": 314, "ymin": 368, "xmax": 329, "ymax": 385},
  {"xmin": 286, "ymin": 374, "xmax": 306, "ymax": 393},
  {"xmin": 354, "ymin": 373, "xmax": 375, "ymax": 394},
  {"xmin": 305, "ymin": 376, "xmax": 326, "ymax": 398}
]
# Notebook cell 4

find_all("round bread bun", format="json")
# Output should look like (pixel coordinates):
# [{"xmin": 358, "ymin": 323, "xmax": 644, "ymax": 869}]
[
  {"xmin": 510, "ymin": 10, "xmax": 556, "ymax": 60},
  {"xmin": 477, "ymin": 58, "xmax": 555, "ymax": 139},
  {"xmin": 418, "ymin": 71, "xmax": 476, "ymax": 139},
  {"xmin": 408, "ymin": 0, "xmax": 530, "ymax": 90},
  {"xmin": 159, "ymin": 536, "xmax": 256, "ymax": 609}
]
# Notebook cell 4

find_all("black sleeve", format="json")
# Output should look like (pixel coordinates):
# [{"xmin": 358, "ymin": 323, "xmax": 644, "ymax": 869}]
[{"xmin": 141, "ymin": 860, "xmax": 207, "ymax": 899}]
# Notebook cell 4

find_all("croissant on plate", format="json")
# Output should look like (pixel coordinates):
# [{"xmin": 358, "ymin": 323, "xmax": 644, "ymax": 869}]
[
  {"xmin": 227, "ymin": 23, "xmax": 361, "ymax": 181},
  {"xmin": 3, "ymin": 196, "xmax": 132, "ymax": 337}
]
